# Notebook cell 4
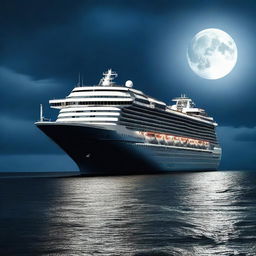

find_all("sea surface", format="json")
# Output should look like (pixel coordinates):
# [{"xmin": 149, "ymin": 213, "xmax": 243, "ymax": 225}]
[{"xmin": 0, "ymin": 171, "xmax": 255, "ymax": 256}]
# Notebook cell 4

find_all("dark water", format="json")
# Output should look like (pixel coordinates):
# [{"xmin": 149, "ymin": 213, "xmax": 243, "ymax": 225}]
[{"xmin": 0, "ymin": 171, "xmax": 255, "ymax": 256}]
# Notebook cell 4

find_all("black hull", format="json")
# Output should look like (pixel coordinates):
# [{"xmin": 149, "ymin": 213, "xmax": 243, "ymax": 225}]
[
  {"xmin": 36, "ymin": 122, "xmax": 221, "ymax": 175},
  {"xmin": 37, "ymin": 123, "xmax": 158, "ymax": 174}
]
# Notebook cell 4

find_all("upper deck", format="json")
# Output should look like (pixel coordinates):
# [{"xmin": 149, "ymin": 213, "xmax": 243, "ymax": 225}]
[{"xmin": 47, "ymin": 69, "xmax": 217, "ymax": 126}]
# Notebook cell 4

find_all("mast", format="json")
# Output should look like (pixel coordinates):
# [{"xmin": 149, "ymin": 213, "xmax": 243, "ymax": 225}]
[
  {"xmin": 40, "ymin": 104, "xmax": 43, "ymax": 122},
  {"xmin": 77, "ymin": 73, "xmax": 81, "ymax": 87},
  {"xmin": 99, "ymin": 69, "xmax": 118, "ymax": 86}
]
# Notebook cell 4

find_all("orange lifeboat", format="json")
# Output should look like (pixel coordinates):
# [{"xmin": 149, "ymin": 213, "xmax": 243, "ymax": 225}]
[
  {"xmin": 180, "ymin": 137, "xmax": 188, "ymax": 146},
  {"xmin": 145, "ymin": 132, "xmax": 157, "ymax": 144},
  {"xmin": 155, "ymin": 133, "xmax": 165, "ymax": 145},
  {"xmin": 174, "ymin": 136, "xmax": 181, "ymax": 146}
]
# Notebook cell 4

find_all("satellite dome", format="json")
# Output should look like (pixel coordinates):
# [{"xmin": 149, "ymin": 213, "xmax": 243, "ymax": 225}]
[{"xmin": 125, "ymin": 80, "xmax": 133, "ymax": 88}]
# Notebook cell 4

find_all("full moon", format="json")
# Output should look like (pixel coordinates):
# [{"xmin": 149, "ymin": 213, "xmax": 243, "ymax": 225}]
[{"xmin": 187, "ymin": 28, "xmax": 237, "ymax": 79}]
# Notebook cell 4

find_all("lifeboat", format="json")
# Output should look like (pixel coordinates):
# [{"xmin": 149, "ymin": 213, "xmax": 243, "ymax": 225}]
[
  {"xmin": 155, "ymin": 133, "xmax": 165, "ymax": 145},
  {"xmin": 180, "ymin": 137, "xmax": 188, "ymax": 147},
  {"xmin": 167, "ymin": 135, "xmax": 174, "ymax": 145},
  {"xmin": 174, "ymin": 136, "xmax": 181, "ymax": 146},
  {"xmin": 145, "ymin": 132, "xmax": 157, "ymax": 144},
  {"xmin": 160, "ymin": 134, "xmax": 168, "ymax": 145},
  {"xmin": 187, "ymin": 139, "xmax": 194, "ymax": 148},
  {"xmin": 194, "ymin": 140, "xmax": 200, "ymax": 148},
  {"xmin": 141, "ymin": 131, "xmax": 211, "ymax": 150},
  {"xmin": 165, "ymin": 135, "xmax": 172, "ymax": 145},
  {"xmin": 204, "ymin": 141, "xmax": 210, "ymax": 149},
  {"xmin": 198, "ymin": 140, "xmax": 203, "ymax": 149}
]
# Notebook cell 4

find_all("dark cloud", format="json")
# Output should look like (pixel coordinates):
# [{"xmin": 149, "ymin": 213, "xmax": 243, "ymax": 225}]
[
  {"xmin": 0, "ymin": 67, "xmax": 63, "ymax": 120},
  {"xmin": 0, "ymin": 67, "xmax": 65, "ymax": 154}
]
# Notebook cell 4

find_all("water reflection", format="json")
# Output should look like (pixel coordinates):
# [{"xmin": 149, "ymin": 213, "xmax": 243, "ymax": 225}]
[
  {"xmin": 174, "ymin": 172, "xmax": 243, "ymax": 254},
  {"xmin": 0, "ymin": 171, "xmax": 255, "ymax": 255}
]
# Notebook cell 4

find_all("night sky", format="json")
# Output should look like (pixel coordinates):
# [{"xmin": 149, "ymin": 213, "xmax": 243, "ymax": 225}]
[{"xmin": 1, "ymin": 0, "xmax": 256, "ymax": 171}]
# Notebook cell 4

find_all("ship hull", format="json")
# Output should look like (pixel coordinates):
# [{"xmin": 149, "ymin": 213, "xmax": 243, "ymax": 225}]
[{"xmin": 36, "ymin": 122, "xmax": 221, "ymax": 175}]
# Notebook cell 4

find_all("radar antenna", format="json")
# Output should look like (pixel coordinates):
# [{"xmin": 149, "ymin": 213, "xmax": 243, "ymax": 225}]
[{"xmin": 99, "ymin": 69, "xmax": 118, "ymax": 86}]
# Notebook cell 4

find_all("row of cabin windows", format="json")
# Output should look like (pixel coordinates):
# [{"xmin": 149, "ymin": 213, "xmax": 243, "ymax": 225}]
[
  {"xmin": 154, "ymin": 103, "xmax": 166, "ymax": 110},
  {"xmin": 122, "ymin": 108, "xmax": 215, "ymax": 136},
  {"xmin": 119, "ymin": 115, "xmax": 216, "ymax": 141},
  {"xmin": 124, "ymin": 107, "xmax": 214, "ymax": 134},
  {"xmin": 120, "ymin": 108, "xmax": 216, "ymax": 136},
  {"xmin": 72, "ymin": 88, "xmax": 144, "ymax": 96},
  {"xmin": 57, "ymin": 120, "xmax": 117, "ymax": 124},
  {"xmin": 68, "ymin": 95, "xmax": 131, "ymax": 98},
  {"xmin": 72, "ymin": 89, "xmax": 129, "ymax": 93},
  {"xmin": 60, "ymin": 110, "xmax": 120, "ymax": 114},
  {"xmin": 129, "ymin": 105, "xmax": 213, "ymax": 129},
  {"xmin": 135, "ymin": 98, "xmax": 150, "ymax": 104},
  {"xmin": 51, "ymin": 101, "xmax": 132, "ymax": 107},
  {"xmin": 72, "ymin": 89, "xmax": 151, "ymax": 99},
  {"xmin": 58, "ymin": 115, "xmax": 119, "ymax": 119}
]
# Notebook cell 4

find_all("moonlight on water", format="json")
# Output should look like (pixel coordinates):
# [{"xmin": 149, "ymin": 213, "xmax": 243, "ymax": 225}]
[{"xmin": 187, "ymin": 28, "xmax": 237, "ymax": 80}]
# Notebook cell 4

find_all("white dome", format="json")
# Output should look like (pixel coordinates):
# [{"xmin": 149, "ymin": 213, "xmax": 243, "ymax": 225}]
[{"xmin": 125, "ymin": 80, "xmax": 133, "ymax": 88}]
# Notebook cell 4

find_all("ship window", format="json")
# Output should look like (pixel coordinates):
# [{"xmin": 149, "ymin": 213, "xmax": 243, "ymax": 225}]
[
  {"xmin": 136, "ymin": 98, "xmax": 150, "ymax": 104},
  {"xmin": 55, "ymin": 100, "xmax": 132, "ymax": 106},
  {"xmin": 155, "ymin": 103, "xmax": 166, "ymax": 110},
  {"xmin": 72, "ymin": 89, "xmax": 128, "ymax": 93},
  {"xmin": 69, "ymin": 95, "xmax": 130, "ymax": 98}
]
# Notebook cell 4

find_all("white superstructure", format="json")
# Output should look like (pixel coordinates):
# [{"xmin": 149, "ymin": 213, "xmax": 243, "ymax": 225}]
[{"xmin": 49, "ymin": 69, "xmax": 216, "ymax": 127}]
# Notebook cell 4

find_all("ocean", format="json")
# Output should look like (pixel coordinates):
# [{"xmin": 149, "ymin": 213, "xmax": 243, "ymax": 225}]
[{"xmin": 0, "ymin": 171, "xmax": 255, "ymax": 256}]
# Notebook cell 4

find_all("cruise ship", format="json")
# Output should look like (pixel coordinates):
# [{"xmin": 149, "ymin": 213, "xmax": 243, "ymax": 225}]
[{"xmin": 35, "ymin": 69, "xmax": 221, "ymax": 175}]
